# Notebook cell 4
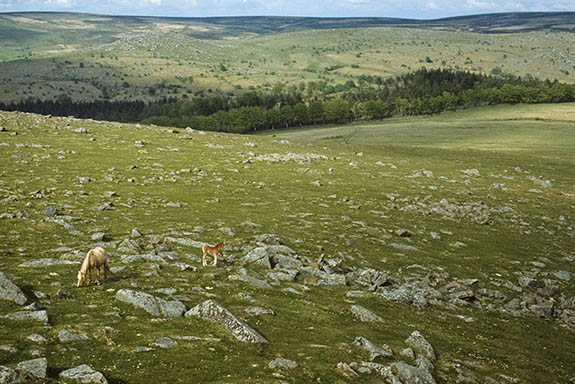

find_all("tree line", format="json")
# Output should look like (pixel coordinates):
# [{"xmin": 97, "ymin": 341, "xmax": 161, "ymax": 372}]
[{"xmin": 2, "ymin": 68, "xmax": 575, "ymax": 133}]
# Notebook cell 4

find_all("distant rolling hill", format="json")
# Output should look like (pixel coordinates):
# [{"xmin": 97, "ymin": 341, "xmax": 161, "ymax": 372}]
[{"xmin": 1, "ymin": 11, "xmax": 574, "ymax": 104}]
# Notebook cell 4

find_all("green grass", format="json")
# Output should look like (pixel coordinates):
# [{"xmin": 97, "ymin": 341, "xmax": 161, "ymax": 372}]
[
  {"xmin": 1, "ymin": 104, "xmax": 574, "ymax": 383},
  {"xmin": 1, "ymin": 13, "xmax": 575, "ymax": 103}
]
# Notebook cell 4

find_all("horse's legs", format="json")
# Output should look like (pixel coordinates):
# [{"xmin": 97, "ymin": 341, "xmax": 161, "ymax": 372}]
[
  {"xmin": 202, "ymin": 250, "xmax": 206, "ymax": 266},
  {"xmin": 95, "ymin": 266, "xmax": 101, "ymax": 285},
  {"xmin": 213, "ymin": 252, "xmax": 217, "ymax": 267},
  {"xmin": 87, "ymin": 268, "xmax": 92, "ymax": 285}
]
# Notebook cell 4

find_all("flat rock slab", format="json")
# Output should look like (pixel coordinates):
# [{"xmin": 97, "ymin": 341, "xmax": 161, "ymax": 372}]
[
  {"xmin": 115, "ymin": 289, "xmax": 186, "ymax": 318},
  {"xmin": 59, "ymin": 365, "xmax": 108, "ymax": 384},
  {"xmin": 16, "ymin": 358, "xmax": 47, "ymax": 379},
  {"xmin": 268, "ymin": 357, "xmax": 298, "ymax": 369},
  {"xmin": 185, "ymin": 300, "xmax": 268, "ymax": 344},
  {"xmin": 0, "ymin": 271, "xmax": 27, "ymax": 305},
  {"xmin": 351, "ymin": 305, "xmax": 384, "ymax": 323},
  {"xmin": 151, "ymin": 337, "xmax": 177, "ymax": 349},
  {"xmin": 58, "ymin": 330, "xmax": 89, "ymax": 343},
  {"xmin": 3, "ymin": 310, "xmax": 49, "ymax": 326},
  {"xmin": 19, "ymin": 259, "xmax": 80, "ymax": 267}
]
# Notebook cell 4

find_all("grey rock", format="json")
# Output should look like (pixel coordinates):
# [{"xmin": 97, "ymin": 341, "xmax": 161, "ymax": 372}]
[
  {"xmin": 390, "ymin": 356, "xmax": 437, "ymax": 384},
  {"xmin": 26, "ymin": 334, "xmax": 47, "ymax": 344},
  {"xmin": 346, "ymin": 268, "xmax": 394, "ymax": 290},
  {"xmin": 151, "ymin": 337, "xmax": 177, "ymax": 349},
  {"xmin": 58, "ymin": 330, "xmax": 89, "ymax": 343},
  {"xmin": 377, "ymin": 280, "xmax": 442, "ymax": 309},
  {"xmin": 19, "ymin": 259, "xmax": 79, "ymax": 268},
  {"xmin": 59, "ymin": 364, "xmax": 108, "ymax": 384},
  {"xmin": 91, "ymin": 232, "xmax": 109, "ymax": 242},
  {"xmin": 78, "ymin": 177, "xmax": 93, "ymax": 183},
  {"xmin": 44, "ymin": 206, "xmax": 58, "ymax": 217},
  {"xmin": 255, "ymin": 234, "xmax": 281, "ymax": 245},
  {"xmin": 164, "ymin": 237, "xmax": 208, "ymax": 248},
  {"xmin": 283, "ymin": 287, "xmax": 303, "ymax": 295},
  {"xmin": 354, "ymin": 337, "xmax": 393, "ymax": 361},
  {"xmin": 267, "ymin": 269, "xmax": 298, "ymax": 282},
  {"xmin": 4, "ymin": 310, "xmax": 49, "ymax": 326},
  {"xmin": 228, "ymin": 272, "xmax": 271, "ymax": 289},
  {"xmin": 245, "ymin": 306, "xmax": 275, "ymax": 316},
  {"xmin": 351, "ymin": 305, "xmax": 384, "ymax": 323},
  {"xmin": 405, "ymin": 331, "xmax": 436, "ymax": 361},
  {"xmin": 135, "ymin": 346, "xmax": 153, "ymax": 352},
  {"xmin": 243, "ymin": 247, "xmax": 273, "ymax": 269},
  {"xmin": 391, "ymin": 243, "xmax": 420, "ymax": 252},
  {"xmin": 0, "ymin": 271, "xmax": 27, "ymax": 305},
  {"xmin": 0, "ymin": 366, "xmax": 25, "ymax": 384},
  {"xmin": 335, "ymin": 362, "xmax": 359, "ymax": 378},
  {"xmin": 268, "ymin": 358, "xmax": 298, "ymax": 370},
  {"xmin": 185, "ymin": 300, "xmax": 268, "ymax": 343},
  {"xmin": 98, "ymin": 202, "xmax": 115, "ymax": 211},
  {"xmin": 130, "ymin": 228, "xmax": 142, "ymax": 238},
  {"xmin": 117, "ymin": 238, "xmax": 142, "ymax": 253},
  {"xmin": 400, "ymin": 348, "xmax": 415, "ymax": 360},
  {"xmin": 553, "ymin": 270, "xmax": 571, "ymax": 281},
  {"xmin": 16, "ymin": 358, "xmax": 47, "ymax": 379},
  {"xmin": 115, "ymin": 289, "xmax": 186, "ymax": 318}
]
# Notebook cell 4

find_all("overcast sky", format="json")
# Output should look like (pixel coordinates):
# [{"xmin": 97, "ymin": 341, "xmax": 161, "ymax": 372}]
[{"xmin": 1, "ymin": 0, "xmax": 574, "ymax": 19}]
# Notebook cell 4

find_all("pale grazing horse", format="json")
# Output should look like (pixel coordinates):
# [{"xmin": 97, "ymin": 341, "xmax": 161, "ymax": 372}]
[
  {"xmin": 77, "ymin": 247, "xmax": 112, "ymax": 287},
  {"xmin": 202, "ymin": 241, "xmax": 224, "ymax": 267}
]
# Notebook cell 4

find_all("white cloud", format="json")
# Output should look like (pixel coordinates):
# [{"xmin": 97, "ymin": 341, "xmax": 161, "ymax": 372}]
[
  {"xmin": 426, "ymin": 1, "xmax": 440, "ymax": 9},
  {"xmin": 43, "ymin": 0, "xmax": 76, "ymax": 7},
  {"xmin": 465, "ymin": 0, "xmax": 499, "ymax": 10}
]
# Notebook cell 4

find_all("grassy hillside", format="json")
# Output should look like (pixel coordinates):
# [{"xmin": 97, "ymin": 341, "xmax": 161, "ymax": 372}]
[
  {"xmin": 1, "ymin": 104, "xmax": 574, "ymax": 383},
  {"xmin": 266, "ymin": 103, "xmax": 575, "ymax": 159},
  {"xmin": 1, "ymin": 12, "xmax": 574, "ymax": 104}
]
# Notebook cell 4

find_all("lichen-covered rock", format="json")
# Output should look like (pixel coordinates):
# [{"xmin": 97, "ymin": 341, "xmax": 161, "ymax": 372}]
[
  {"xmin": 115, "ymin": 289, "xmax": 185, "ymax": 318},
  {"xmin": 0, "ymin": 365, "xmax": 25, "ymax": 384},
  {"xmin": 354, "ymin": 337, "xmax": 393, "ymax": 361},
  {"xmin": 151, "ymin": 337, "xmax": 177, "ymax": 349},
  {"xmin": 3, "ymin": 310, "xmax": 49, "ymax": 326},
  {"xmin": 405, "ymin": 331, "xmax": 436, "ymax": 361},
  {"xmin": 377, "ymin": 280, "xmax": 442, "ymax": 309},
  {"xmin": 0, "ymin": 271, "xmax": 27, "ymax": 305},
  {"xmin": 59, "ymin": 365, "xmax": 108, "ymax": 384},
  {"xmin": 185, "ymin": 300, "xmax": 268, "ymax": 343},
  {"xmin": 58, "ymin": 330, "xmax": 89, "ymax": 343},
  {"xmin": 268, "ymin": 357, "xmax": 298, "ymax": 369},
  {"xmin": 350, "ymin": 305, "xmax": 384, "ymax": 323},
  {"xmin": 16, "ymin": 358, "xmax": 47, "ymax": 379}
]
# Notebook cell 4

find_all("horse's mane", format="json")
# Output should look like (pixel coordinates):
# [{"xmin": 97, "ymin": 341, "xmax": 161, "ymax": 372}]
[{"xmin": 80, "ymin": 249, "xmax": 92, "ymax": 273}]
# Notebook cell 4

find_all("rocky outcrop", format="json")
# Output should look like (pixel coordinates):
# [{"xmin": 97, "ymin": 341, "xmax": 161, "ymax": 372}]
[
  {"xmin": 185, "ymin": 300, "xmax": 268, "ymax": 344},
  {"xmin": 115, "ymin": 289, "xmax": 186, "ymax": 318},
  {"xmin": 0, "ymin": 271, "xmax": 27, "ymax": 305}
]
